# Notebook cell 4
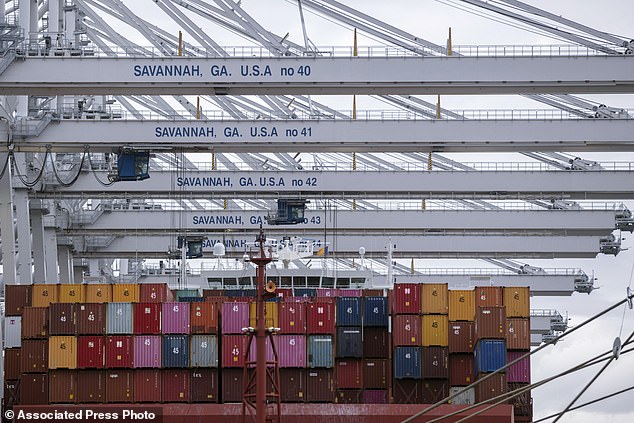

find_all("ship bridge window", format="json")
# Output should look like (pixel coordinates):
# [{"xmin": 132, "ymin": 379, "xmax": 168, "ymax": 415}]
[
  {"xmin": 292, "ymin": 276, "xmax": 306, "ymax": 287},
  {"xmin": 222, "ymin": 277, "xmax": 238, "ymax": 286},
  {"xmin": 336, "ymin": 278, "xmax": 351, "ymax": 288},
  {"xmin": 322, "ymin": 277, "xmax": 335, "ymax": 288},
  {"xmin": 351, "ymin": 278, "xmax": 366, "ymax": 287},
  {"xmin": 238, "ymin": 277, "xmax": 252, "ymax": 287},
  {"xmin": 281, "ymin": 276, "xmax": 292, "ymax": 287},
  {"xmin": 307, "ymin": 277, "xmax": 320, "ymax": 287}
]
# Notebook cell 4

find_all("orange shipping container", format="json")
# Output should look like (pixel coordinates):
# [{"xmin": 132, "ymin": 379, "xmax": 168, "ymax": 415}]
[
  {"xmin": 421, "ymin": 284, "xmax": 448, "ymax": 315},
  {"xmin": 422, "ymin": 315, "xmax": 448, "ymax": 347},
  {"xmin": 506, "ymin": 318, "xmax": 531, "ymax": 350},
  {"xmin": 475, "ymin": 286, "xmax": 503, "ymax": 308},
  {"xmin": 448, "ymin": 290, "xmax": 475, "ymax": 321},
  {"xmin": 504, "ymin": 287, "xmax": 530, "ymax": 318},
  {"xmin": 85, "ymin": 284, "xmax": 113, "ymax": 303},
  {"xmin": 190, "ymin": 302, "xmax": 219, "ymax": 334},
  {"xmin": 49, "ymin": 336, "xmax": 78, "ymax": 369},
  {"xmin": 31, "ymin": 284, "xmax": 59, "ymax": 307},
  {"xmin": 112, "ymin": 284, "xmax": 140, "ymax": 303},
  {"xmin": 58, "ymin": 284, "xmax": 86, "ymax": 303},
  {"xmin": 249, "ymin": 302, "xmax": 279, "ymax": 328}
]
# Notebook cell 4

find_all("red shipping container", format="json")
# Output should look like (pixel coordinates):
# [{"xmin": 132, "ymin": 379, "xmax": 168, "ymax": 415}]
[
  {"xmin": 279, "ymin": 302, "xmax": 307, "ymax": 334},
  {"xmin": 422, "ymin": 347, "xmax": 449, "ymax": 379},
  {"xmin": 363, "ymin": 327, "xmax": 390, "ymax": 358},
  {"xmin": 20, "ymin": 373, "xmax": 49, "ymax": 404},
  {"xmin": 4, "ymin": 348, "xmax": 21, "ymax": 380},
  {"xmin": 363, "ymin": 390, "xmax": 388, "ymax": 404},
  {"xmin": 277, "ymin": 335, "xmax": 307, "ymax": 368},
  {"xmin": 316, "ymin": 288, "xmax": 339, "ymax": 298},
  {"xmin": 507, "ymin": 318, "xmax": 531, "ymax": 350},
  {"xmin": 49, "ymin": 303, "xmax": 76, "ymax": 335},
  {"xmin": 476, "ymin": 306, "xmax": 506, "ymax": 340},
  {"xmin": 507, "ymin": 351, "xmax": 531, "ymax": 383},
  {"xmin": 221, "ymin": 368, "xmax": 243, "ymax": 402},
  {"xmin": 78, "ymin": 336, "xmax": 105, "ymax": 368},
  {"xmin": 134, "ymin": 369, "xmax": 162, "ymax": 402},
  {"xmin": 305, "ymin": 368, "xmax": 335, "ymax": 403},
  {"xmin": 133, "ymin": 303, "xmax": 161, "ymax": 334},
  {"xmin": 49, "ymin": 370, "xmax": 77, "ymax": 403},
  {"xmin": 392, "ymin": 315, "xmax": 421, "ymax": 346},
  {"xmin": 139, "ymin": 283, "xmax": 174, "ymax": 303},
  {"xmin": 21, "ymin": 307, "xmax": 48, "ymax": 339},
  {"xmin": 450, "ymin": 354, "xmax": 475, "ymax": 386},
  {"xmin": 362, "ymin": 359, "xmax": 389, "ymax": 389},
  {"xmin": 76, "ymin": 303, "xmax": 106, "ymax": 335},
  {"xmin": 191, "ymin": 368, "xmax": 219, "ymax": 402},
  {"xmin": 4, "ymin": 380, "xmax": 19, "ymax": 407},
  {"xmin": 222, "ymin": 335, "xmax": 247, "ymax": 368},
  {"xmin": 363, "ymin": 289, "xmax": 385, "ymax": 297},
  {"xmin": 279, "ymin": 368, "xmax": 305, "ymax": 402},
  {"xmin": 221, "ymin": 302, "xmax": 250, "ymax": 334},
  {"xmin": 76, "ymin": 370, "xmax": 105, "ymax": 403},
  {"xmin": 421, "ymin": 380, "xmax": 449, "ymax": 403},
  {"xmin": 394, "ymin": 283, "xmax": 422, "ymax": 314},
  {"xmin": 21, "ymin": 340, "xmax": 48, "ymax": 373},
  {"xmin": 306, "ymin": 301, "xmax": 335, "ymax": 334},
  {"xmin": 335, "ymin": 359, "xmax": 362, "ymax": 389},
  {"xmin": 448, "ymin": 321, "xmax": 475, "ymax": 353},
  {"xmin": 162, "ymin": 369, "xmax": 191, "ymax": 402},
  {"xmin": 105, "ymin": 370, "xmax": 133, "ymax": 403},
  {"xmin": 335, "ymin": 389, "xmax": 362, "ymax": 404},
  {"xmin": 475, "ymin": 373, "xmax": 507, "ymax": 402},
  {"xmin": 190, "ymin": 302, "xmax": 218, "ymax": 334},
  {"xmin": 340, "ymin": 289, "xmax": 362, "ymax": 297},
  {"xmin": 475, "ymin": 286, "xmax": 503, "ymax": 308},
  {"xmin": 392, "ymin": 379, "xmax": 422, "ymax": 404},
  {"xmin": 202, "ymin": 289, "xmax": 224, "ymax": 298},
  {"xmin": 105, "ymin": 336, "xmax": 133, "ymax": 368},
  {"xmin": 5, "ymin": 285, "xmax": 31, "ymax": 316}
]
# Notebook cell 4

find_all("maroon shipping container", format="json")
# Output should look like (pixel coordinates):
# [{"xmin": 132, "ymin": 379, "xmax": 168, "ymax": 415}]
[
  {"xmin": 279, "ymin": 302, "xmax": 307, "ymax": 334},
  {"xmin": 133, "ymin": 369, "xmax": 162, "ymax": 402},
  {"xmin": 76, "ymin": 303, "xmax": 106, "ymax": 335},
  {"xmin": 49, "ymin": 303, "xmax": 76, "ymax": 335},
  {"xmin": 476, "ymin": 306, "xmax": 506, "ymax": 340},
  {"xmin": 305, "ymin": 368, "xmax": 335, "ymax": 403},
  {"xmin": 4, "ymin": 380, "xmax": 20, "ymax": 407},
  {"xmin": 19, "ymin": 373, "xmax": 48, "ymax": 404},
  {"xmin": 49, "ymin": 370, "xmax": 77, "ymax": 403},
  {"xmin": 5, "ymin": 285, "xmax": 31, "ymax": 316},
  {"xmin": 191, "ymin": 368, "xmax": 219, "ymax": 402},
  {"xmin": 221, "ymin": 368, "xmax": 244, "ymax": 402},
  {"xmin": 421, "ymin": 380, "xmax": 449, "ymax": 404},
  {"xmin": 105, "ymin": 370, "xmax": 133, "ymax": 403},
  {"xmin": 161, "ymin": 369, "xmax": 191, "ymax": 402},
  {"xmin": 363, "ymin": 289, "xmax": 385, "ymax": 297},
  {"xmin": 202, "ymin": 289, "xmax": 225, "ymax": 298},
  {"xmin": 76, "ymin": 370, "xmax": 105, "ymax": 403},
  {"xmin": 363, "ymin": 359, "xmax": 389, "ymax": 389},
  {"xmin": 335, "ymin": 389, "xmax": 362, "ymax": 404},
  {"xmin": 190, "ymin": 302, "xmax": 218, "ymax": 334},
  {"xmin": 279, "ymin": 368, "xmax": 305, "ymax": 402},
  {"xmin": 4, "ymin": 348, "xmax": 21, "ymax": 380},
  {"xmin": 133, "ymin": 303, "xmax": 161, "ymax": 334},
  {"xmin": 507, "ymin": 351, "xmax": 531, "ymax": 383},
  {"xmin": 448, "ymin": 321, "xmax": 475, "ymax": 353},
  {"xmin": 475, "ymin": 373, "xmax": 507, "ymax": 402},
  {"xmin": 363, "ymin": 327, "xmax": 390, "ymax": 358},
  {"xmin": 316, "ymin": 288, "xmax": 339, "ymax": 298},
  {"xmin": 77, "ymin": 336, "xmax": 105, "ymax": 368},
  {"xmin": 392, "ymin": 315, "xmax": 421, "ymax": 346},
  {"xmin": 475, "ymin": 286, "xmax": 503, "ymax": 308},
  {"xmin": 363, "ymin": 390, "xmax": 389, "ymax": 404},
  {"xmin": 392, "ymin": 379, "xmax": 422, "ymax": 404},
  {"xmin": 222, "ymin": 335, "xmax": 247, "ymax": 368},
  {"xmin": 507, "ymin": 318, "xmax": 531, "ymax": 350},
  {"xmin": 422, "ymin": 347, "xmax": 449, "ymax": 379},
  {"xmin": 394, "ymin": 283, "xmax": 422, "ymax": 314},
  {"xmin": 306, "ymin": 301, "xmax": 335, "ymax": 334},
  {"xmin": 139, "ymin": 283, "xmax": 174, "ymax": 303},
  {"xmin": 21, "ymin": 307, "xmax": 48, "ymax": 339},
  {"xmin": 21, "ymin": 340, "xmax": 48, "ymax": 373},
  {"xmin": 449, "ymin": 354, "xmax": 475, "ymax": 386},
  {"xmin": 335, "ymin": 359, "xmax": 362, "ymax": 389},
  {"xmin": 105, "ymin": 336, "xmax": 133, "ymax": 368},
  {"xmin": 508, "ymin": 382, "xmax": 533, "ymax": 417}
]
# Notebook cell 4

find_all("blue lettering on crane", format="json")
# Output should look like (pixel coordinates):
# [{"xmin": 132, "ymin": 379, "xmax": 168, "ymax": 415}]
[
  {"xmin": 134, "ymin": 64, "xmax": 201, "ymax": 77},
  {"xmin": 155, "ymin": 127, "xmax": 215, "ymax": 138}
]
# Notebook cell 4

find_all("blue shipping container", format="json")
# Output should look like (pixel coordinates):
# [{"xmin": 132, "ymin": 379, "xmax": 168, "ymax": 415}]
[
  {"xmin": 163, "ymin": 335, "xmax": 190, "ymax": 368},
  {"xmin": 307, "ymin": 335, "xmax": 334, "ymax": 368},
  {"xmin": 336, "ymin": 326, "xmax": 363, "ymax": 358},
  {"xmin": 363, "ymin": 297, "xmax": 388, "ymax": 327},
  {"xmin": 474, "ymin": 339, "xmax": 506, "ymax": 376},
  {"xmin": 294, "ymin": 288, "xmax": 317, "ymax": 298},
  {"xmin": 106, "ymin": 303, "xmax": 134, "ymax": 334},
  {"xmin": 394, "ymin": 347, "xmax": 422, "ymax": 379},
  {"xmin": 336, "ymin": 297, "xmax": 362, "ymax": 326}
]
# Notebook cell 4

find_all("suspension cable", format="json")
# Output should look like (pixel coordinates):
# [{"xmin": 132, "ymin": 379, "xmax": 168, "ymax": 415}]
[
  {"xmin": 11, "ymin": 150, "xmax": 50, "ymax": 188},
  {"xmin": 87, "ymin": 150, "xmax": 116, "ymax": 187},
  {"xmin": 50, "ymin": 149, "xmax": 87, "ymax": 187}
]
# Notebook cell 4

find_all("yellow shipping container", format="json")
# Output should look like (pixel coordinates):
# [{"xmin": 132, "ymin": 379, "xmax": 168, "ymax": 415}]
[
  {"xmin": 58, "ymin": 284, "xmax": 86, "ymax": 303},
  {"xmin": 448, "ymin": 290, "xmax": 475, "ymax": 321},
  {"xmin": 48, "ymin": 336, "xmax": 77, "ymax": 369},
  {"xmin": 504, "ymin": 287, "xmax": 530, "ymax": 318},
  {"xmin": 85, "ymin": 284, "xmax": 113, "ymax": 303},
  {"xmin": 112, "ymin": 284, "xmax": 140, "ymax": 303},
  {"xmin": 31, "ymin": 284, "xmax": 59, "ymax": 307},
  {"xmin": 422, "ymin": 314, "xmax": 448, "ymax": 346},
  {"xmin": 421, "ymin": 283, "xmax": 448, "ymax": 314},
  {"xmin": 249, "ymin": 302, "xmax": 279, "ymax": 328}
]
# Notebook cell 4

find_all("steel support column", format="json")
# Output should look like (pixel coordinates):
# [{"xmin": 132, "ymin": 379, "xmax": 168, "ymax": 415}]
[
  {"xmin": 31, "ymin": 208, "xmax": 46, "ymax": 282},
  {"xmin": 43, "ymin": 226, "xmax": 58, "ymax": 282},
  {"xmin": 0, "ymin": 152, "xmax": 17, "ymax": 285},
  {"xmin": 14, "ymin": 189, "xmax": 32, "ymax": 284},
  {"xmin": 57, "ymin": 245, "xmax": 73, "ymax": 284}
]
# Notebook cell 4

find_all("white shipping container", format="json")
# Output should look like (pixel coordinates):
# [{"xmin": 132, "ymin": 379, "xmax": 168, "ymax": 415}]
[
  {"xmin": 4, "ymin": 316, "xmax": 22, "ymax": 348},
  {"xmin": 449, "ymin": 387, "xmax": 475, "ymax": 405}
]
